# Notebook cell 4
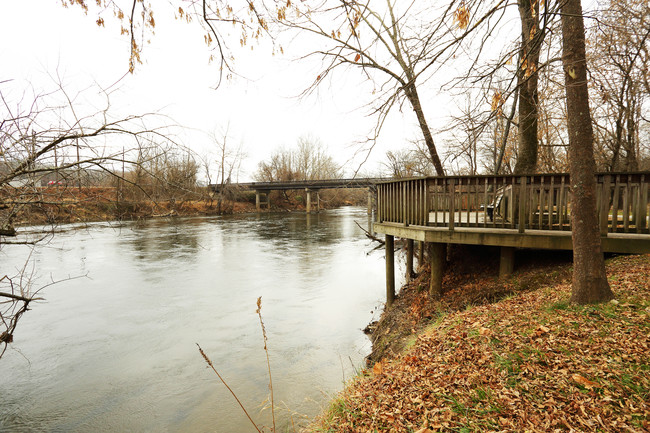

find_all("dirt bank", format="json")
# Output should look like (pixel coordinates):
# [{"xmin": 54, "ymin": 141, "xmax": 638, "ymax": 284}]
[{"xmin": 365, "ymin": 245, "xmax": 574, "ymax": 366}]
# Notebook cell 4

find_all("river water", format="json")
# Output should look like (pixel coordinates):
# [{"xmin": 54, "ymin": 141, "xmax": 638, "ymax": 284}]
[{"xmin": 0, "ymin": 207, "xmax": 402, "ymax": 432}]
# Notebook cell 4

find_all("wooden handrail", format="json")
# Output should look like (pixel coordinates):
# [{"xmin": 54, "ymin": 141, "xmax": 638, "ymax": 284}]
[{"xmin": 376, "ymin": 172, "xmax": 650, "ymax": 235}]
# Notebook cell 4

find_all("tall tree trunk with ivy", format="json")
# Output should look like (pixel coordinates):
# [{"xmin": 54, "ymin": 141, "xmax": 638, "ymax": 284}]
[{"xmin": 560, "ymin": 0, "xmax": 614, "ymax": 304}]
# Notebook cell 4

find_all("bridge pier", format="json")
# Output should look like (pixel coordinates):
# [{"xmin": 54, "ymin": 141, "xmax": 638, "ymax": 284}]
[
  {"xmin": 255, "ymin": 191, "xmax": 270, "ymax": 212},
  {"xmin": 305, "ymin": 189, "xmax": 320, "ymax": 213},
  {"xmin": 367, "ymin": 189, "xmax": 373, "ymax": 215},
  {"xmin": 306, "ymin": 189, "xmax": 311, "ymax": 213}
]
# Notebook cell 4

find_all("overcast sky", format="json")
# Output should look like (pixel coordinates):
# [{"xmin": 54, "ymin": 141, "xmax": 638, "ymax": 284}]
[{"xmin": 1, "ymin": 1, "xmax": 462, "ymax": 181}]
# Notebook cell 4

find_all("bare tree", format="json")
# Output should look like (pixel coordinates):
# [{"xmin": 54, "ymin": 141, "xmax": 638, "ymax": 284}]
[
  {"xmin": 512, "ymin": 0, "xmax": 548, "ymax": 174},
  {"xmin": 0, "ymin": 78, "xmax": 178, "ymax": 357},
  {"xmin": 560, "ymin": 0, "xmax": 613, "ymax": 304},
  {"xmin": 383, "ymin": 140, "xmax": 436, "ymax": 178},
  {"xmin": 588, "ymin": 0, "xmax": 650, "ymax": 171},
  {"xmin": 211, "ymin": 125, "xmax": 245, "ymax": 214},
  {"xmin": 256, "ymin": 135, "xmax": 341, "ymax": 182}
]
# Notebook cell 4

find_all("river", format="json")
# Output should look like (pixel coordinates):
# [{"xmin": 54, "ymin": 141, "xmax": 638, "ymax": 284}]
[{"xmin": 0, "ymin": 207, "xmax": 404, "ymax": 432}]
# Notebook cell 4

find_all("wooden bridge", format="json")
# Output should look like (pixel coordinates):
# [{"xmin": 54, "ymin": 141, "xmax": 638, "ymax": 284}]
[
  {"xmin": 210, "ymin": 178, "xmax": 386, "ymax": 213},
  {"xmin": 373, "ymin": 172, "xmax": 650, "ymax": 306}
]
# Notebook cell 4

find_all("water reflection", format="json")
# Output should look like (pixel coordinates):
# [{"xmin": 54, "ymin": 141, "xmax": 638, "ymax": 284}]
[
  {"xmin": 0, "ymin": 207, "xmax": 397, "ymax": 433},
  {"xmin": 128, "ymin": 218, "xmax": 203, "ymax": 262}
]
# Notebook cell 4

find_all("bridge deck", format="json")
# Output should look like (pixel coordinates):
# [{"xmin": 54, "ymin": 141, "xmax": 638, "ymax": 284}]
[
  {"xmin": 374, "ymin": 222, "xmax": 650, "ymax": 254},
  {"xmin": 210, "ymin": 177, "xmax": 386, "ymax": 192}
]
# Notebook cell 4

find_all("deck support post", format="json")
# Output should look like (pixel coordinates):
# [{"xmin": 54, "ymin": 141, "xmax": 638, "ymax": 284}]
[
  {"xmin": 316, "ymin": 191, "xmax": 320, "ymax": 213},
  {"xmin": 256, "ymin": 191, "xmax": 261, "ymax": 212},
  {"xmin": 367, "ymin": 189, "xmax": 373, "ymax": 215},
  {"xmin": 385, "ymin": 235, "xmax": 395, "ymax": 307},
  {"xmin": 429, "ymin": 242, "xmax": 445, "ymax": 298},
  {"xmin": 419, "ymin": 241, "xmax": 426, "ymax": 270},
  {"xmin": 406, "ymin": 239, "xmax": 414, "ymax": 282},
  {"xmin": 499, "ymin": 247, "xmax": 515, "ymax": 277}
]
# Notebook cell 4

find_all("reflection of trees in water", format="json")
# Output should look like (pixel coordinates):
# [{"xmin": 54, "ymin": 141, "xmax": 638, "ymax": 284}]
[
  {"xmin": 128, "ymin": 219, "xmax": 202, "ymax": 262},
  {"xmin": 241, "ymin": 211, "xmax": 346, "ymax": 248}
]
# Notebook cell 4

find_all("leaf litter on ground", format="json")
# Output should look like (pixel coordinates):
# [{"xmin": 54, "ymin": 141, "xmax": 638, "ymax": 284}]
[{"xmin": 308, "ymin": 254, "xmax": 650, "ymax": 432}]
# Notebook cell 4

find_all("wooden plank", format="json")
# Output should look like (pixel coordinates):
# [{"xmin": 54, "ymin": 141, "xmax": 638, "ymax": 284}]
[
  {"xmin": 402, "ymin": 181, "xmax": 407, "ymax": 226},
  {"xmin": 508, "ymin": 178, "xmax": 515, "ymax": 228},
  {"xmin": 518, "ymin": 176, "xmax": 527, "ymax": 233},
  {"xmin": 530, "ymin": 181, "xmax": 537, "ymax": 229},
  {"xmin": 475, "ymin": 177, "xmax": 480, "ymax": 226},
  {"xmin": 623, "ymin": 176, "xmax": 632, "ymax": 233},
  {"xmin": 483, "ymin": 177, "xmax": 488, "ymax": 228},
  {"xmin": 612, "ymin": 175, "xmax": 621, "ymax": 232},
  {"xmin": 549, "ymin": 176, "xmax": 555, "ymax": 230},
  {"xmin": 641, "ymin": 176, "xmax": 648, "ymax": 233},
  {"xmin": 449, "ymin": 178, "xmax": 455, "ymax": 231},
  {"xmin": 567, "ymin": 185, "xmax": 573, "ymax": 231},
  {"xmin": 537, "ymin": 176, "xmax": 544, "ymax": 230},
  {"xmin": 557, "ymin": 175, "xmax": 566, "ymax": 230},
  {"xmin": 600, "ymin": 175, "xmax": 611, "ymax": 236},
  {"xmin": 432, "ymin": 181, "xmax": 437, "ymax": 225},
  {"xmin": 465, "ymin": 178, "xmax": 470, "ymax": 227}
]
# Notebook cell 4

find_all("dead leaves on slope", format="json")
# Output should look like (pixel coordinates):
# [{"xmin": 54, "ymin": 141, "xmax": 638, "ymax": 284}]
[{"xmin": 314, "ymin": 254, "xmax": 650, "ymax": 432}]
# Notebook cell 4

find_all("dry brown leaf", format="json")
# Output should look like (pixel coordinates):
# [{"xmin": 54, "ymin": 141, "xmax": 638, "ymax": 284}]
[{"xmin": 572, "ymin": 374, "xmax": 598, "ymax": 389}]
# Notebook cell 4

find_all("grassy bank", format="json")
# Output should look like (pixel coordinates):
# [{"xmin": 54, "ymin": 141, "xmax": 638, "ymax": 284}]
[{"xmin": 308, "ymin": 253, "xmax": 649, "ymax": 432}]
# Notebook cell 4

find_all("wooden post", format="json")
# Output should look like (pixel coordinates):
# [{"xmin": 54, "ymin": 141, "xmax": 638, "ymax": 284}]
[
  {"xmin": 499, "ymin": 247, "xmax": 515, "ymax": 277},
  {"xmin": 600, "ymin": 174, "xmax": 611, "ymax": 236},
  {"xmin": 306, "ymin": 189, "xmax": 311, "ymax": 213},
  {"xmin": 385, "ymin": 235, "xmax": 395, "ymax": 307},
  {"xmin": 429, "ymin": 242, "xmax": 445, "ymax": 298},
  {"xmin": 256, "ymin": 191, "xmax": 261, "ymax": 212},
  {"xmin": 406, "ymin": 239, "xmax": 414, "ymax": 282},
  {"xmin": 518, "ymin": 176, "xmax": 527, "ymax": 233},
  {"xmin": 449, "ymin": 179, "xmax": 455, "ymax": 231},
  {"xmin": 418, "ymin": 241, "xmax": 425, "ymax": 270}
]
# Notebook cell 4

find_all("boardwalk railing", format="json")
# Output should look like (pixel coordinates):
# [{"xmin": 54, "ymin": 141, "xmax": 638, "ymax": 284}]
[{"xmin": 376, "ymin": 172, "xmax": 650, "ymax": 235}]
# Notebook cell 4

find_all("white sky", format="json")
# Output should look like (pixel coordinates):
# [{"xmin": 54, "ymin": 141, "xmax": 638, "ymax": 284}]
[{"xmin": 0, "ymin": 1, "xmax": 473, "ymax": 181}]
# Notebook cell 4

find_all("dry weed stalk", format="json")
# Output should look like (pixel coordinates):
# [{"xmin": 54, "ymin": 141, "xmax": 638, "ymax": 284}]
[
  {"xmin": 198, "ymin": 296, "xmax": 280, "ymax": 433},
  {"xmin": 256, "ymin": 296, "xmax": 276, "ymax": 433},
  {"xmin": 196, "ymin": 343, "xmax": 262, "ymax": 433}
]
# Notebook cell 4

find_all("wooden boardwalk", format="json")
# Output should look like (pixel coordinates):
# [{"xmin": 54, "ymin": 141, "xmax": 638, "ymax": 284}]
[{"xmin": 372, "ymin": 172, "xmax": 650, "ymax": 305}]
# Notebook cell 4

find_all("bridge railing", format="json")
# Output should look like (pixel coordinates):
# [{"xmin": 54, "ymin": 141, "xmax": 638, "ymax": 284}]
[{"xmin": 376, "ymin": 172, "xmax": 650, "ymax": 235}]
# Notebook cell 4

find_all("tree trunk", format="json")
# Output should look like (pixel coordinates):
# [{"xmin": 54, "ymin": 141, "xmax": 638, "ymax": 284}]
[
  {"xmin": 405, "ymin": 83, "xmax": 445, "ymax": 176},
  {"xmin": 514, "ymin": 0, "xmax": 541, "ymax": 174},
  {"xmin": 560, "ymin": 0, "xmax": 614, "ymax": 304}
]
